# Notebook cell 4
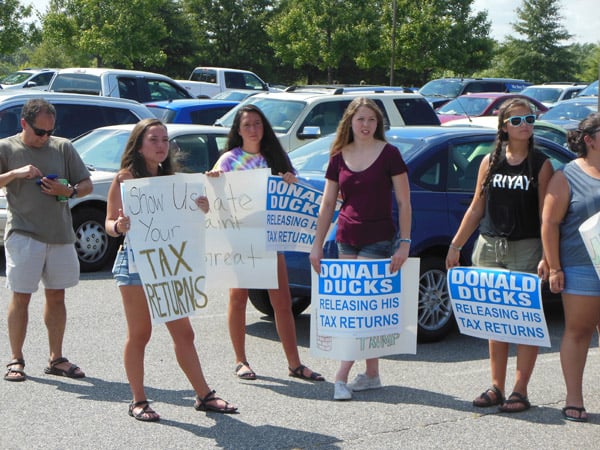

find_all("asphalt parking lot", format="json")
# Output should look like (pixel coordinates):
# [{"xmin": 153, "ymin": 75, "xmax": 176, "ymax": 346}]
[{"xmin": 0, "ymin": 260, "xmax": 599, "ymax": 449}]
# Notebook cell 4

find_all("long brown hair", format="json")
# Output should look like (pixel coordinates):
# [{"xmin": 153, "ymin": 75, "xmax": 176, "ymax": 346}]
[
  {"xmin": 226, "ymin": 104, "xmax": 293, "ymax": 174},
  {"xmin": 480, "ymin": 98, "xmax": 535, "ymax": 196},
  {"xmin": 330, "ymin": 97, "xmax": 386, "ymax": 156},
  {"xmin": 120, "ymin": 118, "xmax": 177, "ymax": 178}
]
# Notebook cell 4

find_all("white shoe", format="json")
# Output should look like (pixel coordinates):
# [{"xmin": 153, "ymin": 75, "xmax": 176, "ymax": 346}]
[
  {"xmin": 333, "ymin": 381, "xmax": 352, "ymax": 400},
  {"xmin": 347, "ymin": 373, "xmax": 382, "ymax": 392}
]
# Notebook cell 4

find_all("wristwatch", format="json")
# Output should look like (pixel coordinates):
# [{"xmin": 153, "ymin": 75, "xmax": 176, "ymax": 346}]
[{"xmin": 69, "ymin": 185, "xmax": 78, "ymax": 199}]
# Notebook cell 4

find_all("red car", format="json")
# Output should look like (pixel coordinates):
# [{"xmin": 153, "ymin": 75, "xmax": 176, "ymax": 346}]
[{"xmin": 436, "ymin": 92, "xmax": 549, "ymax": 124}]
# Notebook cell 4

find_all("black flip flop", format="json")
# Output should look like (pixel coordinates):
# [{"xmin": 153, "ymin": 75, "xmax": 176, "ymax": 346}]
[
  {"xmin": 498, "ymin": 392, "xmax": 531, "ymax": 413},
  {"xmin": 562, "ymin": 406, "xmax": 588, "ymax": 422}
]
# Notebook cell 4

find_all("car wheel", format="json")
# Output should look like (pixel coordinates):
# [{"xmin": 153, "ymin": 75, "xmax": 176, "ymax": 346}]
[
  {"xmin": 417, "ymin": 256, "xmax": 455, "ymax": 342},
  {"xmin": 248, "ymin": 289, "xmax": 311, "ymax": 317},
  {"xmin": 72, "ymin": 207, "xmax": 120, "ymax": 272}
]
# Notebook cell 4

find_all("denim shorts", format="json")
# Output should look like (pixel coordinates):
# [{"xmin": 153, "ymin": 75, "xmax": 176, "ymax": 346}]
[
  {"xmin": 337, "ymin": 240, "xmax": 392, "ymax": 258},
  {"xmin": 563, "ymin": 265, "xmax": 600, "ymax": 296},
  {"xmin": 112, "ymin": 247, "xmax": 142, "ymax": 287}
]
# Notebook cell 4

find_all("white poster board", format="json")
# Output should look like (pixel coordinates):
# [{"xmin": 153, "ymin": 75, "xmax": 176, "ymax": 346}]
[
  {"xmin": 204, "ymin": 168, "xmax": 277, "ymax": 288},
  {"xmin": 579, "ymin": 210, "xmax": 600, "ymax": 279},
  {"xmin": 310, "ymin": 258, "xmax": 419, "ymax": 360},
  {"xmin": 122, "ymin": 174, "xmax": 207, "ymax": 325},
  {"xmin": 447, "ymin": 267, "xmax": 550, "ymax": 347}
]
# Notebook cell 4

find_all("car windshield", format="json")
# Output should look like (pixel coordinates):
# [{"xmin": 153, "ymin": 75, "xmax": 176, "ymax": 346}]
[
  {"xmin": 437, "ymin": 97, "xmax": 493, "ymax": 116},
  {"xmin": 577, "ymin": 80, "xmax": 598, "ymax": 97},
  {"xmin": 541, "ymin": 102, "xmax": 597, "ymax": 122},
  {"xmin": 419, "ymin": 79, "xmax": 463, "ymax": 98},
  {"xmin": 1, "ymin": 72, "xmax": 32, "ymax": 85},
  {"xmin": 216, "ymin": 97, "xmax": 306, "ymax": 133},
  {"xmin": 290, "ymin": 134, "xmax": 422, "ymax": 173},
  {"xmin": 73, "ymin": 128, "xmax": 131, "ymax": 172},
  {"xmin": 212, "ymin": 91, "xmax": 254, "ymax": 101},
  {"xmin": 520, "ymin": 87, "xmax": 561, "ymax": 104}
]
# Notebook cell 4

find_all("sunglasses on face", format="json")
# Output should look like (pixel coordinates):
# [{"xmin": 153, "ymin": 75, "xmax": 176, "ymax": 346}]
[
  {"xmin": 503, "ymin": 114, "xmax": 536, "ymax": 127},
  {"xmin": 27, "ymin": 121, "xmax": 55, "ymax": 137}
]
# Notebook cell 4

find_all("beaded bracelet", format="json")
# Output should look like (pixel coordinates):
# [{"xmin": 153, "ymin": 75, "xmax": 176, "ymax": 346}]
[{"xmin": 398, "ymin": 238, "xmax": 411, "ymax": 244}]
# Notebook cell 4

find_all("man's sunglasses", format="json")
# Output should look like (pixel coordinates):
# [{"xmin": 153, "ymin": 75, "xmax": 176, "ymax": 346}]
[
  {"xmin": 27, "ymin": 121, "xmax": 55, "ymax": 137},
  {"xmin": 503, "ymin": 114, "xmax": 536, "ymax": 127}
]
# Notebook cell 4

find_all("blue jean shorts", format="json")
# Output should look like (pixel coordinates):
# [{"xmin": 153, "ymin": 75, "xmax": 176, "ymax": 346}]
[
  {"xmin": 112, "ymin": 247, "xmax": 142, "ymax": 287},
  {"xmin": 563, "ymin": 265, "xmax": 600, "ymax": 296},
  {"xmin": 337, "ymin": 240, "xmax": 392, "ymax": 258}
]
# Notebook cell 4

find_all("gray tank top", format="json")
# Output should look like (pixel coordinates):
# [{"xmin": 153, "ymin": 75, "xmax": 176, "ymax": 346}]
[{"xmin": 560, "ymin": 160, "xmax": 600, "ymax": 267}]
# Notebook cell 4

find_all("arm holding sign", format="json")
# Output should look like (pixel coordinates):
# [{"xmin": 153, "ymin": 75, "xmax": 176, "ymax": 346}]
[
  {"xmin": 309, "ymin": 178, "xmax": 340, "ymax": 274},
  {"xmin": 445, "ymin": 154, "xmax": 489, "ymax": 269},
  {"xmin": 391, "ymin": 172, "xmax": 411, "ymax": 273}
]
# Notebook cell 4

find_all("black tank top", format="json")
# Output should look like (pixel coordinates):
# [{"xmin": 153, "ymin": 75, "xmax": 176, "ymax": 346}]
[{"xmin": 480, "ymin": 150, "xmax": 547, "ymax": 240}]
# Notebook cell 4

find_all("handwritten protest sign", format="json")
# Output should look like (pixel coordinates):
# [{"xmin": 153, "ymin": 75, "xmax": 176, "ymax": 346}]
[
  {"xmin": 310, "ymin": 258, "xmax": 419, "ymax": 360},
  {"xmin": 579, "ymin": 211, "xmax": 600, "ymax": 279},
  {"xmin": 265, "ymin": 176, "xmax": 340, "ymax": 252},
  {"xmin": 122, "ymin": 174, "xmax": 207, "ymax": 325},
  {"xmin": 447, "ymin": 267, "xmax": 550, "ymax": 347},
  {"xmin": 204, "ymin": 168, "xmax": 277, "ymax": 288}
]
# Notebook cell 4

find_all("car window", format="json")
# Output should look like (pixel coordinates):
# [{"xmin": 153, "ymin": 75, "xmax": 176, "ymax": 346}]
[
  {"xmin": 536, "ymin": 143, "xmax": 573, "ymax": 171},
  {"xmin": 117, "ymin": 78, "xmax": 139, "ymax": 101},
  {"xmin": 50, "ymin": 74, "xmax": 102, "ymax": 95},
  {"xmin": 171, "ymin": 133, "xmax": 227, "ymax": 172},
  {"xmin": 147, "ymin": 79, "xmax": 190, "ymax": 102},
  {"xmin": 54, "ymin": 104, "xmax": 142, "ymax": 139},
  {"xmin": 33, "ymin": 72, "xmax": 54, "ymax": 85},
  {"xmin": 0, "ymin": 108, "xmax": 22, "ymax": 138},
  {"xmin": 190, "ymin": 107, "xmax": 236, "ymax": 125},
  {"xmin": 394, "ymin": 98, "xmax": 441, "ymax": 125},
  {"xmin": 447, "ymin": 141, "xmax": 494, "ymax": 191},
  {"xmin": 191, "ymin": 69, "xmax": 217, "ymax": 83},
  {"xmin": 74, "ymin": 129, "xmax": 130, "ymax": 172}
]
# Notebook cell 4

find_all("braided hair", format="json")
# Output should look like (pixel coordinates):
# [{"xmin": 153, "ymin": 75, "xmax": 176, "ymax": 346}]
[
  {"xmin": 480, "ymin": 98, "xmax": 535, "ymax": 197},
  {"xmin": 567, "ymin": 112, "xmax": 600, "ymax": 157}
]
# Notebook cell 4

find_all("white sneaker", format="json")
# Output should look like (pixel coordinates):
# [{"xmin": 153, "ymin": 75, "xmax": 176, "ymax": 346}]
[
  {"xmin": 333, "ymin": 381, "xmax": 352, "ymax": 400},
  {"xmin": 347, "ymin": 373, "xmax": 382, "ymax": 392}
]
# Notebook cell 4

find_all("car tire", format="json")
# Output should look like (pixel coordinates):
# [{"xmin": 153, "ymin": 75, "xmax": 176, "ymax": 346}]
[
  {"xmin": 417, "ymin": 256, "xmax": 455, "ymax": 342},
  {"xmin": 72, "ymin": 206, "xmax": 120, "ymax": 272},
  {"xmin": 248, "ymin": 289, "xmax": 311, "ymax": 317}
]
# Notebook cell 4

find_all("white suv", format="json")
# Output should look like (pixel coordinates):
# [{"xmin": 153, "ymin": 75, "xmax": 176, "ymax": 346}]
[
  {"xmin": 0, "ymin": 68, "xmax": 57, "ymax": 90},
  {"xmin": 214, "ymin": 86, "xmax": 440, "ymax": 151},
  {"xmin": 520, "ymin": 83, "xmax": 588, "ymax": 108}
]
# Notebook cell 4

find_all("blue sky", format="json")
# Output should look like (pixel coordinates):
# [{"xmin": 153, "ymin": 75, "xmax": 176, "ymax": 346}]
[{"xmin": 27, "ymin": 0, "xmax": 598, "ymax": 45}]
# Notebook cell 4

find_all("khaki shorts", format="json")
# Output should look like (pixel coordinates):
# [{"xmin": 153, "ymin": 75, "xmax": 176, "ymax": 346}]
[
  {"xmin": 5, "ymin": 233, "xmax": 80, "ymax": 293},
  {"xmin": 471, "ymin": 234, "xmax": 541, "ymax": 273}
]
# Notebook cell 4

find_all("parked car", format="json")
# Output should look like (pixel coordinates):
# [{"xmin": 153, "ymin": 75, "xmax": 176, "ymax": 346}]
[
  {"xmin": 176, "ymin": 67, "xmax": 270, "ymax": 98},
  {"xmin": 576, "ymin": 80, "xmax": 598, "ymax": 97},
  {"xmin": 0, "ymin": 68, "xmax": 57, "ymax": 90},
  {"xmin": 48, "ymin": 68, "xmax": 192, "ymax": 103},
  {"xmin": 248, "ymin": 126, "xmax": 575, "ymax": 342},
  {"xmin": 0, "ymin": 123, "xmax": 228, "ymax": 272},
  {"xmin": 519, "ymin": 82, "xmax": 588, "ymax": 108},
  {"xmin": 215, "ymin": 87, "xmax": 441, "ymax": 151},
  {"xmin": 442, "ymin": 116, "xmax": 569, "ymax": 148},
  {"xmin": 419, "ymin": 77, "xmax": 531, "ymax": 109},
  {"xmin": 146, "ymin": 99, "xmax": 238, "ymax": 125},
  {"xmin": 436, "ymin": 93, "xmax": 548, "ymax": 124},
  {"xmin": 0, "ymin": 90, "xmax": 155, "ymax": 140},
  {"xmin": 538, "ymin": 96, "xmax": 598, "ymax": 130}
]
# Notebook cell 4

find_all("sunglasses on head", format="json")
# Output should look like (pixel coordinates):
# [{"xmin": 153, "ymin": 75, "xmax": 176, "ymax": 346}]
[
  {"xmin": 503, "ymin": 114, "xmax": 536, "ymax": 127},
  {"xmin": 27, "ymin": 121, "xmax": 55, "ymax": 137}
]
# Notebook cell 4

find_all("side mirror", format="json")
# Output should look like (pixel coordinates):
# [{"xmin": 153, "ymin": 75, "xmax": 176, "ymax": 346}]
[{"xmin": 298, "ymin": 126, "xmax": 321, "ymax": 139}]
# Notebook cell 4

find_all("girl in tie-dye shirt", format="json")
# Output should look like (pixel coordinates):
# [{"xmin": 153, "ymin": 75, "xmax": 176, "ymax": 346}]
[{"xmin": 210, "ymin": 105, "xmax": 324, "ymax": 383}]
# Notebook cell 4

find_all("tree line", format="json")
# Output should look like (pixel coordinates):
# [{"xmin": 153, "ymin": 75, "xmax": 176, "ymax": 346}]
[{"xmin": 1, "ymin": 0, "xmax": 598, "ymax": 87}]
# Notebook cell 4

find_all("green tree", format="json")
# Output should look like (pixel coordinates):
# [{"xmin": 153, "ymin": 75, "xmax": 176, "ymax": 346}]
[
  {"xmin": 39, "ymin": 0, "xmax": 172, "ymax": 69},
  {"xmin": 0, "ymin": 0, "xmax": 35, "ymax": 56},
  {"xmin": 183, "ymin": 0, "xmax": 278, "ymax": 81},
  {"xmin": 495, "ymin": 0, "xmax": 577, "ymax": 83},
  {"xmin": 267, "ymin": 0, "xmax": 381, "ymax": 84}
]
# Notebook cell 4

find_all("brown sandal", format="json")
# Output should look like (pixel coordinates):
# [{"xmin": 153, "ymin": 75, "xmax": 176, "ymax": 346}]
[
  {"xmin": 473, "ymin": 385, "xmax": 504, "ymax": 407},
  {"xmin": 4, "ymin": 358, "xmax": 26, "ymax": 382},
  {"xmin": 128, "ymin": 400, "xmax": 160, "ymax": 422}
]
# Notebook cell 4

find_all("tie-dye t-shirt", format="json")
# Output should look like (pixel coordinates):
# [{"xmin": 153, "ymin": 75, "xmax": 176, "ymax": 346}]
[{"xmin": 213, "ymin": 147, "xmax": 268, "ymax": 172}]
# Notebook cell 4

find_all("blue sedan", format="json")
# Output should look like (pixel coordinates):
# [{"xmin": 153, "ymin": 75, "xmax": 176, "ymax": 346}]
[{"xmin": 249, "ymin": 126, "xmax": 575, "ymax": 342}]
